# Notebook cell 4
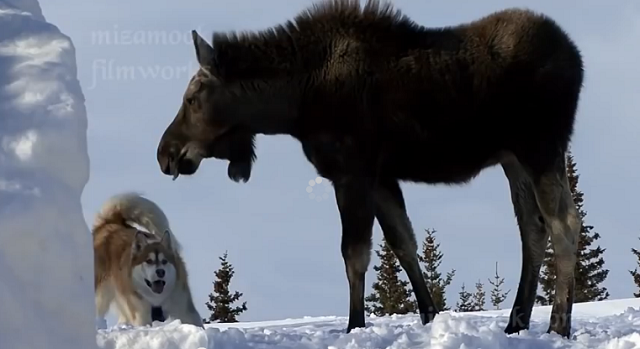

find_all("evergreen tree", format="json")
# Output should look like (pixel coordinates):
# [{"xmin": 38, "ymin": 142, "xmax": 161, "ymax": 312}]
[
  {"xmin": 488, "ymin": 262, "xmax": 510, "ymax": 310},
  {"xmin": 365, "ymin": 239, "xmax": 417, "ymax": 316},
  {"xmin": 418, "ymin": 228, "xmax": 456, "ymax": 311},
  {"xmin": 536, "ymin": 241, "xmax": 555, "ymax": 305},
  {"xmin": 630, "ymin": 237, "xmax": 640, "ymax": 298},
  {"xmin": 471, "ymin": 280, "xmax": 486, "ymax": 311},
  {"xmin": 203, "ymin": 251, "xmax": 247, "ymax": 323},
  {"xmin": 455, "ymin": 283, "xmax": 474, "ymax": 312},
  {"xmin": 537, "ymin": 150, "xmax": 610, "ymax": 304}
]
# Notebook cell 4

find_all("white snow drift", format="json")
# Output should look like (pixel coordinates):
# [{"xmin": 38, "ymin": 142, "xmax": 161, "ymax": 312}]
[
  {"xmin": 0, "ymin": 0, "xmax": 96, "ymax": 348},
  {"xmin": 98, "ymin": 298, "xmax": 640, "ymax": 349}
]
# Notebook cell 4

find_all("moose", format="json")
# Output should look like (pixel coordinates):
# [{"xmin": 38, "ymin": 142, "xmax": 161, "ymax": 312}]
[{"xmin": 156, "ymin": 0, "xmax": 584, "ymax": 338}]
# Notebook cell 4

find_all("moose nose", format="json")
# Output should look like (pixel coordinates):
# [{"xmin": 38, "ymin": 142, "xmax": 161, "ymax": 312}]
[
  {"xmin": 157, "ymin": 140, "xmax": 183, "ymax": 176},
  {"xmin": 159, "ymin": 156, "xmax": 171, "ymax": 175},
  {"xmin": 156, "ymin": 269, "xmax": 165, "ymax": 278},
  {"xmin": 157, "ymin": 144, "xmax": 172, "ymax": 175}
]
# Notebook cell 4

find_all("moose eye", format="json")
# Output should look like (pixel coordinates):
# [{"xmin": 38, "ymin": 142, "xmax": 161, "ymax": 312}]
[
  {"xmin": 186, "ymin": 97, "xmax": 195, "ymax": 105},
  {"xmin": 146, "ymin": 259, "xmax": 154, "ymax": 264}
]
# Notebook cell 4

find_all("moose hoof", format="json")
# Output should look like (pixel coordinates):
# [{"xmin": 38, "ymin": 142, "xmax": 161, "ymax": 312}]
[
  {"xmin": 504, "ymin": 322, "xmax": 527, "ymax": 335},
  {"xmin": 546, "ymin": 324, "xmax": 571, "ymax": 339},
  {"xmin": 420, "ymin": 311, "xmax": 438, "ymax": 325}
]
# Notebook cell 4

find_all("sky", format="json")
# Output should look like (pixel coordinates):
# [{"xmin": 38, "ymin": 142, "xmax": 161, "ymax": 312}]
[{"xmin": 37, "ymin": 0, "xmax": 640, "ymax": 324}]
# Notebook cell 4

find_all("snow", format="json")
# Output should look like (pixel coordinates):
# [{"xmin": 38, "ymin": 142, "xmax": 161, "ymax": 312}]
[
  {"xmin": 98, "ymin": 298, "xmax": 640, "ymax": 349},
  {"xmin": 0, "ymin": 0, "xmax": 96, "ymax": 348}
]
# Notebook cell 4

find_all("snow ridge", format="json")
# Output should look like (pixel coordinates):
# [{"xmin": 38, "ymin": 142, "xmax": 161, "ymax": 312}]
[
  {"xmin": 98, "ymin": 298, "xmax": 640, "ymax": 349},
  {"xmin": 0, "ymin": 0, "xmax": 95, "ymax": 348}
]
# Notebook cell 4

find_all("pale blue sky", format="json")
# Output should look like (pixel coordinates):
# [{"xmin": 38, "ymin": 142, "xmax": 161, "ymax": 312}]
[{"xmin": 39, "ymin": 0, "xmax": 640, "ymax": 323}]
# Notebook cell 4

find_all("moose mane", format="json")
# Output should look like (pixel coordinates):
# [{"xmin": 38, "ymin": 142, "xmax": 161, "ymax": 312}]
[{"xmin": 207, "ymin": 0, "xmax": 426, "ymax": 82}]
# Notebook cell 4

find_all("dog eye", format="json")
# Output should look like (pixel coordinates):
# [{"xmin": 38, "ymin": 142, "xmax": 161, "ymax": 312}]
[
  {"xmin": 161, "ymin": 259, "xmax": 167, "ymax": 265},
  {"xmin": 146, "ymin": 259, "xmax": 154, "ymax": 264}
]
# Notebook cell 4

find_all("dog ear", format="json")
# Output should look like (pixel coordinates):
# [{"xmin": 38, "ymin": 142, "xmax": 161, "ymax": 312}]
[
  {"xmin": 160, "ymin": 230, "xmax": 173, "ymax": 250},
  {"xmin": 132, "ymin": 230, "xmax": 149, "ymax": 253}
]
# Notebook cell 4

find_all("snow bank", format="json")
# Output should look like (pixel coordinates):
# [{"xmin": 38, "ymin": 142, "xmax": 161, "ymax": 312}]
[
  {"xmin": 98, "ymin": 298, "xmax": 640, "ymax": 349},
  {"xmin": 0, "ymin": 0, "xmax": 96, "ymax": 348}
]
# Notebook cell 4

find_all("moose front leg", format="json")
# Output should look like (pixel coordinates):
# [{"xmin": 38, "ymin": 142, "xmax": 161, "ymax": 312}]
[
  {"xmin": 333, "ymin": 177, "xmax": 375, "ymax": 333},
  {"xmin": 374, "ymin": 178, "xmax": 439, "ymax": 324}
]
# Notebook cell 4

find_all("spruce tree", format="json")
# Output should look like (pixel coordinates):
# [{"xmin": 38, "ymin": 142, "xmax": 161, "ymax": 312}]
[
  {"xmin": 471, "ymin": 280, "xmax": 486, "ymax": 311},
  {"xmin": 365, "ymin": 239, "xmax": 417, "ymax": 316},
  {"xmin": 536, "ymin": 241, "xmax": 555, "ymax": 305},
  {"xmin": 488, "ymin": 262, "xmax": 510, "ymax": 310},
  {"xmin": 630, "ymin": 237, "xmax": 640, "ymax": 298},
  {"xmin": 418, "ymin": 228, "xmax": 456, "ymax": 311},
  {"xmin": 455, "ymin": 283, "xmax": 474, "ymax": 312},
  {"xmin": 537, "ymin": 150, "xmax": 609, "ymax": 304},
  {"xmin": 203, "ymin": 251, "xmax": 247, "ymax": 323}
]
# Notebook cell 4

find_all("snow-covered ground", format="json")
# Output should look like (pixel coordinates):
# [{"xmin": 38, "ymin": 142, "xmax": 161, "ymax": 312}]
[
  {"xmin": 0, "ymin": 0, "xmax": 96, "ymax": 348},
  {"xmin": 98, "ymin": 298, "xmax": 640, "ymax": 349}
]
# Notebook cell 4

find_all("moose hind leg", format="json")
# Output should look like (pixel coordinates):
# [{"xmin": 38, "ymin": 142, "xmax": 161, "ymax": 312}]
[
  {"xmin": 374, "ymin": 178, "xmax": 438, "ymax": 324},
  {"xmin": 529, "ymin": 152, "xmax": 580, "ymax": 338},
  {"xmin": 334, "ymin": 178, "xmax": 376, "ymax": 333},
  {"xmin": 501, "ymin": 159, "xmax": 550, "ymax": 334}
]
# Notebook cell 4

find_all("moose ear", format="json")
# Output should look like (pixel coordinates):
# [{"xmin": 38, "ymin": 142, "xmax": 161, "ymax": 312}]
[
  {"xmin": 192, "ymin": 30, "xmax": 215, "ymax": 73},
  {"xmin": 132, "ymin": 230, "xmax": 148, "ymax": 253}
]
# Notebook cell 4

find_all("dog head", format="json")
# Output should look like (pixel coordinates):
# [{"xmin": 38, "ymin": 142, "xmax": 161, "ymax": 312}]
[{"xmin": 130, "ymin": 230, "xmax": 178, "ymax": 305}]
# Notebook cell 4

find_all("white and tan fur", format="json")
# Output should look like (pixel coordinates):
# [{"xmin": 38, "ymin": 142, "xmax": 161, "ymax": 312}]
[{"xmin": 92, "ymin": 192, "xmax": 203, "ymax": 328}]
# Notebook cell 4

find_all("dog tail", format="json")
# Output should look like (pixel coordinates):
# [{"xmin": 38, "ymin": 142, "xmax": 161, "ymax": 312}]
[{"xmin": 93, "ymin": 191, "xmax": 182, "ymax": 252}]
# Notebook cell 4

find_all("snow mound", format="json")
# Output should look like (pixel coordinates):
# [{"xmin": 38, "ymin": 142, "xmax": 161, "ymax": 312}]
[
  {"xmin": 0, "ymin": 0, "xmax": 95, "ymax": 348},
  {"xmin": 98, "ymin": 298, "xmax": 640, "ymax": 349}
]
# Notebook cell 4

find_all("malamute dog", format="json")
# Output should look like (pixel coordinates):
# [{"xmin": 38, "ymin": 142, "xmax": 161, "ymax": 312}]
[{"xmin": 92, "ymin": 192, "xmax": 203, "ymax": 328}]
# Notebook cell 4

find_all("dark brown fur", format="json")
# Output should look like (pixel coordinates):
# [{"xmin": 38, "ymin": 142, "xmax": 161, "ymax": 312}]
[{"xmin": 157, "ymin": 0, "xmax": 584, "ymax": 338}]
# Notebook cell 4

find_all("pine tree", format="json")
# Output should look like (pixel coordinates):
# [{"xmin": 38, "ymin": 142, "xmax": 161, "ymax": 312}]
[
  {"xmin": 537, "ymin": 150, "xmax": 609, "ymax": 304},
  {"xmin": 203, "ymin": 251, "xmax": 247, "ymax": 323},
  {"xmin": 365, "ymin": 239, "xmax": 417, "ymax": 316},
  {"xmin": 630, "ymin": 237, "xmax": 640, "ymax": 298},
  {"xmin": 488, "ymin": 262, "xmax": 510, "ymax": 310},
  {"xmin": 471, "ymin": 280, "xmax": 486, "ymax": 311},
  {"xmin": 536, "ymin": 241, "xmax": 555, "ymax": 305},
  {"xmin": 418, "ymin": 228, "xmax": 456, "ymax": 311},
  {"xmin": 455, "ymin": 283, "xmax": 474, "ymax": 312}
]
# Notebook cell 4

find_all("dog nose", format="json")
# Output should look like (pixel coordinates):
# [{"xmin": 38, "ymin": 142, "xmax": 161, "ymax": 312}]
[{"xmin": 156, "ymin": 269, "xmax": 165, "ymax": 278}]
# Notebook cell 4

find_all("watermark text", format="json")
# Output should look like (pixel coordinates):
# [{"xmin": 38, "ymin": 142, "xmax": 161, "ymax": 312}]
[
  {"xmin": 90, "ymin": 25, "xmax": 205, "ymax": 46},
  {"xmin": 87, "ymin": 59, "xmax": 199, "ymax": 89}
]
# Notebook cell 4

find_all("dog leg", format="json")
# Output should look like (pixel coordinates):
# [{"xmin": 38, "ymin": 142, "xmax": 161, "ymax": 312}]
[
  {"xmin": 95, "ymin": 281, "xmax": 114, "ymax": 325},
  {"xmin": 113, "ymin": 291, "xmax": 137, "ymax": 326},
  {"xmin": 163, "ymin": 294, "xmax": 204, "ymax": 328},
  {"xmin": 181, "ymin": 297, "xmax": 204, "ymax": 327},
  {"xmin": 129, "ymin": 299, "xmax": 152, "ymax": 327}
]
